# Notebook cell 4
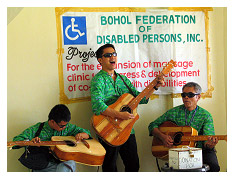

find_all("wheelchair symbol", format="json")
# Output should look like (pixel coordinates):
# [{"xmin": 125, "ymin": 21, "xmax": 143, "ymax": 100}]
[{"xmin": 65, "ymin": 18, "xmax": 85, "ymax": 41}]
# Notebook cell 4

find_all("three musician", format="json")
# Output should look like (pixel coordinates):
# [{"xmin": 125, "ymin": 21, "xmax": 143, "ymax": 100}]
[{"xmin": 10, "ymin": 44, "xmax": 222, "ymax": 172}]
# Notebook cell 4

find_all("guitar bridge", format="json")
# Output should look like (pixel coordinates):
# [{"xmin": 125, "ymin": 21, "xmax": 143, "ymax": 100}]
[{"xmin": 106, "ymin": 117, "xmax": 122, "ymax": 132}]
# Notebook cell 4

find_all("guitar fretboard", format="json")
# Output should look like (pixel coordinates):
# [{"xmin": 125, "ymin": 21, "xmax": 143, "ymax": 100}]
[
  {"xmin": 128, "ymin": 60, "xmax": 175, "ymax": 109},
  {"xmin": 129, "ymin": 76, "xmax": 161, "ymax": 109},
  {"xmin": 7, "ymin": 141, "xmax": 68, "ymax": 147},
  {"xmin": 181, "ymin": 135, "xmax": 227, "ymax": 142}
]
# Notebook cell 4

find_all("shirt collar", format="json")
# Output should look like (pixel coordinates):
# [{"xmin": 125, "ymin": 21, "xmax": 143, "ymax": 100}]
[
  {"xmin": 182, "ymin": 104, "xmax": 199, "ymax": 113},
  {"xmin": 100, "ymin": 70, "xmax": 118, "ymax": 77},
  {"xmin": 44, "ymin": 121, "xmax": 55, "ymax": 132}
]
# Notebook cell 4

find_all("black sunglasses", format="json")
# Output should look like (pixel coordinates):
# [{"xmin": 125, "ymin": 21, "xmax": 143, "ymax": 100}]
[
  {"xmin": 181, "ymin": 92, "xmax": 200, "ymax": 98},
  {"xmin": 55, "ymin": 122, "xmax": 67, "ymax": 128},
  {"xmin": 102, "ymin": 52, "xmax": 117, "ymax": 58}
]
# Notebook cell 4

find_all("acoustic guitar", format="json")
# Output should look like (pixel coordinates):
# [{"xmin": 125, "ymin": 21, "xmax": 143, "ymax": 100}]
[
  {"xmin": 8, "ymin": 136, "xmax": 106, "ymax": 166},
  {"xmin": 151, "ymin": 121, "xmax": 227, "ymax": 160},
  {"xmin": 91, "ymin": 60, "xmax": 176, "ymax": 146}
]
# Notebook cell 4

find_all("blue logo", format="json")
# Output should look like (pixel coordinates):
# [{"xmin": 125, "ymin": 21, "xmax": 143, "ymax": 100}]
[{"xmin": 62, "ymin": 16, "xmax": 87, "ymax": 45}]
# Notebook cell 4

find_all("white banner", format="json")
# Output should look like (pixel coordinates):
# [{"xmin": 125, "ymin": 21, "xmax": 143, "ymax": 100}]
[{"xmin": 56, "ymin": 8, "xmax": 209, "ymax": 103}]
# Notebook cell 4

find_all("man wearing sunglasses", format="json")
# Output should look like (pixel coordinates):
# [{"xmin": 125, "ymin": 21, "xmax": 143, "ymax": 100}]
[
  {"xmin": 91, "ymin": 44, "xmax": 164, "ymax": 172},
  {"xmin": 148, "ymin": 82, "xmax": 220, "ymax": 172},
  {"xmin": 12, "ymin": 104, "xmax": 91, "ymax": 172}
]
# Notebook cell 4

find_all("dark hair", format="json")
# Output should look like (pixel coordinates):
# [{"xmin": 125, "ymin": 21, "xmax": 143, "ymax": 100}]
[
  {"xmin": 48, "ymin": 104, "xmax": 71, "ymax": 123},
  {"xmin": 96, "ymin": 44, "xmax": 115, "ymax": 60},
  {"xmin": 182, "ymin": 82, "xmax": 202, "ymax": 94}
]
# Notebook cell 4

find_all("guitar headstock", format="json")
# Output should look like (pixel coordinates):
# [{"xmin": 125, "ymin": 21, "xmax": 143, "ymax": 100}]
[{"xmin": 161, "ymin": 60, "xmax": 176, "ymax": 75}]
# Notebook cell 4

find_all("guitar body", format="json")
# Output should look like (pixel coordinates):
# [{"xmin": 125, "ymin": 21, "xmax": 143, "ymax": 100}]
[
  {"xmin": 91, "ymin": 93, "xmax": 139, "ymax": 146},
  {"xmin": 151, "ymin": 121, "xmax": 198, "ymax": 160},
  {"xmin": 51, "ymin": 136, "xmax": 106, "ymax": 166},
  {"xmin": 91, "ymin": 60, "xmax": 176, "ymax": 146}
]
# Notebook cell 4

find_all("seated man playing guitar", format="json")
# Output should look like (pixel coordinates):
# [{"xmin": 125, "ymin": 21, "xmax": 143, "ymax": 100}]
[
  {"xmin": 148, "ymin": 82, "xmax": 220, "ymax": 172},
  {"xmin": 12, "ymin": 104, "xmax": 91, "ymax": 172}
]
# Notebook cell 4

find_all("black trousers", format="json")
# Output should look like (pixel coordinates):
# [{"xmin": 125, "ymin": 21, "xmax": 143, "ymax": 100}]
[
  {"xmin": 202, "ymin": 148, "xmax": 220, "ymax": 172},
  {"xmin": 98, "ymin": 134, "xmax": 139, "ymax": 172}
]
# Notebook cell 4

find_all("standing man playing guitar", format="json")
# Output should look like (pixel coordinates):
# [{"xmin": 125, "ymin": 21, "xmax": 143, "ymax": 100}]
[
  {"xmin": 90, "ymin": 44, "xmax": 164, "ymax": 172},
  {"xmin": 148, "ymin": 82, "xmax": 220, "ymax": 172},
  {"xmin": 12, "ymin": 104, "xmax": 91, "ymax": 172}
]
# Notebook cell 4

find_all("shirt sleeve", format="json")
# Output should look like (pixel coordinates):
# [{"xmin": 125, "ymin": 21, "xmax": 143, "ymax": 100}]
[
  {"xmin": 90, "ymin": 76, "xmax": 109, "ymax": 115},
  {"xmin": 197, "ymin": 111, "xmax": 215, "ymax": 148},
  {"xmin": 202, "ymin": 113, "xmax": 215, "ymax": 136},
  {"xmin": 13, "ymin": 123, "xmax": 40, "ymax": 141},
  {"xmin": 148, "ymin": 110, "xmax": 173, "ymax": 136}
]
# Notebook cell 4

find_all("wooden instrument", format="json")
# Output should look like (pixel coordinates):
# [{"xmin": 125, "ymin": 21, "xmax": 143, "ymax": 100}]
[
  {"xmin": 91, "ymin": 60, "xmax": 176, "ymax": 146},
  {"xmin": 8, "ymin": 136, "xmax": 106, "ymax": 166},
  {"xmin": 151, "ymin": 121, "xmax": 227, "ymax": 160}
]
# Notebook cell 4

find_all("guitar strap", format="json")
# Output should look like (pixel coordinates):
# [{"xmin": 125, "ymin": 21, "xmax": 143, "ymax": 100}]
[
  {"xmin": 24, "ymin": 122, "xmax": 44, "ymax": 151},
  {"xmin": 119, "ymin": 74, "xmax": 137, "ymax": 97},
  {"xmin": 12, "ymin": 122, "xmax": 44, "ymax": 149},
  {"xmin": 35, "ymin": 122, "xmax": 45, "ymax": 137}
]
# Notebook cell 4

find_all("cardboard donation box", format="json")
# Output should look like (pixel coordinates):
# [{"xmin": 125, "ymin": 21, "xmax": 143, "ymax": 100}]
[{"xmin": 169, "ymin": 147, "xmax": 202, "ymax": 169}]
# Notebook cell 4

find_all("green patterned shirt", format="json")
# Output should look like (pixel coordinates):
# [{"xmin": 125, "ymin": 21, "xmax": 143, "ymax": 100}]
[
  {"xmin": 90, "ymin": 70, "xmax": 149, "ymax": 134},
  {"xmin": 13, "ymin": 121, "xmax": 91, "ymax": 142},
  {"xmin": 148, "ymin": 104, "xmax": 215, "ymax": 148}
]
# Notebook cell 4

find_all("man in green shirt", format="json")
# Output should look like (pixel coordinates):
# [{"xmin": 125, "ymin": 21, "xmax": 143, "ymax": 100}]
[
  {"xmin": 13, "ymin": 104, "xmax": 91, "ymax": 172},
  {"xmin": 91, "ymin": 44, "xmax": 164, "ymax": 172},
  {"xmin": 148, "ymin": 82, "xmax": 220, "ymax": 172}
]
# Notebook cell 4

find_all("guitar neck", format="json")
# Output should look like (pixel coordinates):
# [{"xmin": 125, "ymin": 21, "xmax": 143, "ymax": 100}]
[
  {"xmin": 181, "ymin": 135, "xmax": 227, "ymax": 142},
  {"xmin": 128, "ymin": 60, "xmax": 176, "ymax": 109},
  {"xmin": 129, "ymin": 73, "xmax": 164, "ymax": 109},
  {"xmin": 7, "ymin": 141, "xmax": 67, "ymax": 147}
]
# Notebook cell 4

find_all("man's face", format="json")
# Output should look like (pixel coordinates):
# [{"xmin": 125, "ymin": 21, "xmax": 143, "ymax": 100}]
[
  {"xmin": 51, "ymin": 120, "xmax": 68, "ymax": 131},
  {"xmin": 98, "ymin": 47, "xmax": 117, "ymax": 72},
  {"xmin": 182, "ymin": 86, "xmax": 201, "ymax": 111}
]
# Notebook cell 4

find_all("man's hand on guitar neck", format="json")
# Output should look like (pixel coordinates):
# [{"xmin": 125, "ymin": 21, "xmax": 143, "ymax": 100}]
[
  {"xmin": 155, "ymin": 76, "xmax": 165, "ymax": 89},
  {"xmin": 31, "ymin": 137, "xmax": 41, "ymax": 144},
  {"xmin": 204, "ymin": 136, "xmax": 219, "ymax": 149}
]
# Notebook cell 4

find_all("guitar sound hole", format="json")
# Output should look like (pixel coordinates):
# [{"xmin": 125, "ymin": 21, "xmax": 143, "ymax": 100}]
[
  {"xmin": 64, "ymin": 140, "xmax": 76, "ymax": 147},
  {"xmin": 120, "ymin": 105, "xmax": 132, "ymax": 113},
  {"xmin": 173, "ymin": 132, "xmax": 183, "ymax": 146}
]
